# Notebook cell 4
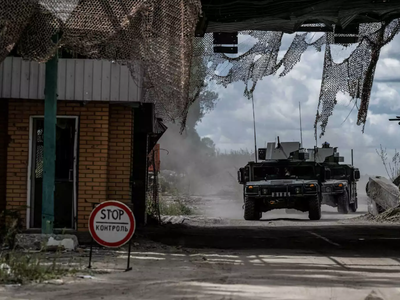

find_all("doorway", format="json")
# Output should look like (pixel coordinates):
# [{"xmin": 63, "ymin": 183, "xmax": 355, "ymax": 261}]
[{"xmin": 28, "ymin": 116, "xmax": 78, "ymax": 229}]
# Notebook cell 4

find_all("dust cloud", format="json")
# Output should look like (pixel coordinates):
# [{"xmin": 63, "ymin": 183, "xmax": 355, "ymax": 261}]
[
  {"xmin": 158, "ymin": 121, "xmax": 250, "ymax": 197},
  {"xmin": 158, "ymin": 104, "xmax": 252, "ymax": 219},
  {"xmin": 158, "ymin": 98, "xmax": 375, "ymax": 220},
  {"xmin": 159, "ymin": 116, "xmax": 375, "ymax": 220}
]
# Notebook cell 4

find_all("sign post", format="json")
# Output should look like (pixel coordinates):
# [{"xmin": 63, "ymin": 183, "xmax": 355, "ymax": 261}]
[{"xmin": 88, "ymin": 201, "xmax": 136, "ymax": 271}]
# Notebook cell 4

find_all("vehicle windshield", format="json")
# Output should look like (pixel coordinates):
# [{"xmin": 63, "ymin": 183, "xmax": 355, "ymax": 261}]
[
  {"xmin": 253, "ymin": 165, "xmax": 316, "ymax": 180},
  {"xmin": 330, "ymin": 167, "xmax": 347, "ymax": 179}
]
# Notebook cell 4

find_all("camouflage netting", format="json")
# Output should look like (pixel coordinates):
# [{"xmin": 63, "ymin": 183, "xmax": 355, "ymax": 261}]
[
  {"xmin": 196, "ymin": 20, "xmax": 400, "ymax": 137},
  {"xmin": 0, "ymin": 0, "xmax": 202, "ymax": 121},
  {"xmin": 1, "ymin": 1, "xmax": 400, "ymax": 135}
]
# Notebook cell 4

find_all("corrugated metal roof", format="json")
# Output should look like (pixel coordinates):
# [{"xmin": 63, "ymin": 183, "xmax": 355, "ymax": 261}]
[{"xmin": 0, "ymin": 57, "xmax": 143, "ymax": 102}]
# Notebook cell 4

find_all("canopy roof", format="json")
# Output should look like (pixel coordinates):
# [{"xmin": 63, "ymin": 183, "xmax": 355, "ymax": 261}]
[{"xmin": 202, "ymin": 0, "xmax": 400, "ymax": 32}]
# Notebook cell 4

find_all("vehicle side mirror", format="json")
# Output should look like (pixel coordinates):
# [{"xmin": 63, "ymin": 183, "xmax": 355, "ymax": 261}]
[
  {"xmin": 238, "ymin": 168, "xmax": 246, "ymax": 184},
  {"xmin": 258, "ymin": 148, "xmax": 267, "ymax": 161},
  {"xmin": 238, "ymin": 169, "xmax": 243, "ymax": 184},
  {"xmin": 354, "ymin": 169, "xmax": 360, "ymax": 180}
]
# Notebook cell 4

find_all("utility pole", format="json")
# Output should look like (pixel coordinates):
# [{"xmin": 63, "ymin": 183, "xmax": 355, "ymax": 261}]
[
  {"xmin": 299, "ymin": 102, "xmax": 303, "ymax": 148},
  {"xmin": 251, "ymin": 95, "xmax": 258, "ymax": 163},
  {"xmin": 42, "ymin": 34, "xmax": 59, "ymax": 234},
  {"xmin": 351, "ymin": 149, "xmax": 354, "ymax": 166}
]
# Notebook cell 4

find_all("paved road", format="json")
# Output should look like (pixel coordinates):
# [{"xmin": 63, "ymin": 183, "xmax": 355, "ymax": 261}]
[
  {"xmin": 2, "ymin": 194, "xmax": 400, "ymax": 300},
  {"xmin": 194, "ymin": 192, "xmax": 370, "ymax": 222}
]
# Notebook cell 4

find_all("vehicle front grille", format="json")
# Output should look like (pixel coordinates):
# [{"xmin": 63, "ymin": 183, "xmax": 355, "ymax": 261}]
[
  {"xmin": 271, "ymin": 191, "xmax": 291, "ymax": 197},
  {"xmin": 268, "ymin": 186, "xmax": 290, "ymax": 197},
  {"xmin": 262, "ymin": 185, "xmax": 306, "ymax": 197}
]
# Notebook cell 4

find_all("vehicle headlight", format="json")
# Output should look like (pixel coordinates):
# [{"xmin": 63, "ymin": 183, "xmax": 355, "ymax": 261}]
[
  {"xmin": 304, "ymin": 184, "xmax": 316, "ymax": 192},
  {"xmin": 334, "ymin": 183, "xmax": 344, "ymax": 189},
  {"xmin": 246, "ymin": 186, "xmax": 259, "ymax": 193}
]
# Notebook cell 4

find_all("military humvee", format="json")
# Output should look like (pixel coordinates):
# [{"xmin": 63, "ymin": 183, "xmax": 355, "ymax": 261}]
[
  {"xmin": 290, "ymin": 142, "xmax": 360, "ymax": 214},
  {"xmin": 238, "ymin": 155, "xmax": 330, "ymax": 221},
  {"xmin": 238, "ymin": 140, "xmax": 360, "ymax": 220}
]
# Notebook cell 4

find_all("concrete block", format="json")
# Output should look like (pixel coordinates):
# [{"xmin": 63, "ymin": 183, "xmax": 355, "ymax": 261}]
[
  {"xmin": 15, "ymin": 234, "xmax": 79, "ymax": 251},
  {"xmin": 366, "ymin": 176, "xmax": 400, "ymax": 215}
]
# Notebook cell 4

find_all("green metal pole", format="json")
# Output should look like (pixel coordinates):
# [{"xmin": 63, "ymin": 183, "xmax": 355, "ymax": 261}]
[{"xmin": 42, "ymin": 35, "xmax": 59, "ymax": 234}]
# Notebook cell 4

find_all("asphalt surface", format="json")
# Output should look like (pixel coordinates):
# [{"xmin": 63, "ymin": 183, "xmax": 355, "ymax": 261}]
[
  {"xmin": 147, "ymin": 196, "xmax": 400, "ymax": 257},
  {"xmin": 2, "ymin": 193, "xmax": 400, "ymax": 300}
]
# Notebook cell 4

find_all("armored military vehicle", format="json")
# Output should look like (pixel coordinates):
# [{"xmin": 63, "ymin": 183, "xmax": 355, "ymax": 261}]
[
  {"xmin": 238, "ymin": 139, "xmax": 360, "ymax": 220},
  {"xmin": 286, "ymin": 141, "xmax": 361, "ymax": 213},
  {"xmin": 321, "ymin": 157, "xmax": 360, "ymax": 213},
  {"xmin": 238, "ymin": 154, "xmax": 330, "ymax": 220}
]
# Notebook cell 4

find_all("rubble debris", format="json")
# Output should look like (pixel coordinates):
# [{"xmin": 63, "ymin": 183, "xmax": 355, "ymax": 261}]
[
  {"xmin": 77, "ymin": 275, "xmax": 94, "ymax": 279},
  {"xmin": 0, "ymin": 263, "xmax": 11, "ymax": 275},
  {"xmin": 373, "ymin": 206, "xmax": 400, "ymax": 223},
  {"xmin": 4, "ymin": 284, "xmax": 21, "ymax": 288},
  {"xmin": 353, "ymin": 205, "xmax": 400, "ymax": 224},
  {"xmin": 43, "ymin": 279, "xmax": 64, "ymax": 285},
  {"xmin": 161, "ymin": 216, "xmax": 188, "ymax": 224}
]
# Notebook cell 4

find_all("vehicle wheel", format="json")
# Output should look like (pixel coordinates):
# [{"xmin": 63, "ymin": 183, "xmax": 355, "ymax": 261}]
[
  {"xmin": 244, "ymin": 197, "xmax": 261, "ymax": 220},
  {"xmin": 349, "ymin": 197, "xmax": 358, "ymax": 213},
  {"xmin": 349, "ymin": 201, "xmax": 357, "ymax": 213},
  {"xmin": 337, "ymin": 190, "xmax": 350, "ymax": 214},
  {"xmin": 308, "ymin": 195, "xmax": 321, "ymax": 220}
]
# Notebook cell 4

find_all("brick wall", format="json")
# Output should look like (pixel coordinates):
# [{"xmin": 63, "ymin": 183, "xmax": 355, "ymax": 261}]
[
  {"xmin": 0, "ymin": 100, "xmax": 8, "ymax": 212},
  {"xmin": 108, "ymin": 105, "xmax": 133, "ymax": 204},
  {"xmin": 6, "ymin": 100, "xmax": 36, "ymax": 215},
  {"xmin": 5, "ymin": 100, "xmax": 133, "ymax": 231},
  {"xmin": 72, "ymin": 102, "xmax": 110, "ymax": 231}
]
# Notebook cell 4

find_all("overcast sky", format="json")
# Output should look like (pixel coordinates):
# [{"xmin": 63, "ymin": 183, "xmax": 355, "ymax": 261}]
[{"xmin": 196, "ymin": 33, "xmax": 400, "ymax": 177}]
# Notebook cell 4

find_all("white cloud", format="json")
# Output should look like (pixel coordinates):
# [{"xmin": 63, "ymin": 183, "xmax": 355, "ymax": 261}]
[{"xmin": 197, "ymin": 34, "xmax": 400, "ymax": 177}]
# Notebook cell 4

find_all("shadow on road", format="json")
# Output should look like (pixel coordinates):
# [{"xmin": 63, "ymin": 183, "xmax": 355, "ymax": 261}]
[
  {"xmin": 259, "ymin": 217, "xmax": 349, "ymax": 222},
  {"xmin": 143, "ymin": 223, "xmax": 400, "ymax": 258}
]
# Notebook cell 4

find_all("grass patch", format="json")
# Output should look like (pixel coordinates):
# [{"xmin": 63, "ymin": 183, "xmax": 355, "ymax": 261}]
[
  {"xmin": 0, "ymin": 251, "xmax": 81, "ymax": 284},
  {"xmin": 159, "ymin": 200, "xmax": 194, "ymax": 216},
  {"xmin": 0, "ymin": 208, "xmax": 24, "ymax": 249}
]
